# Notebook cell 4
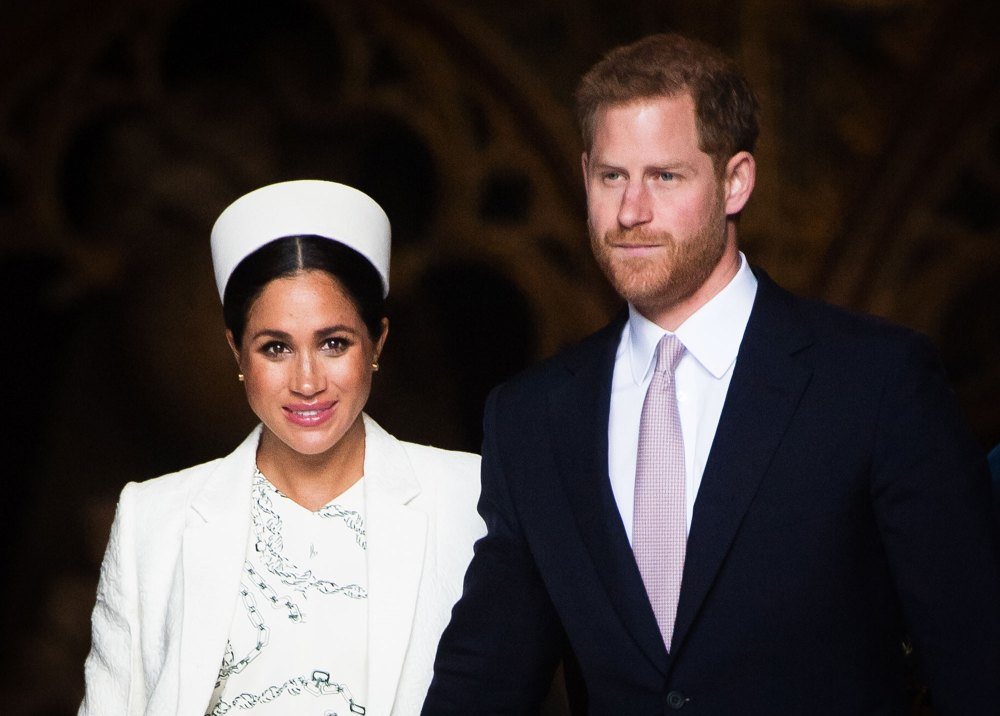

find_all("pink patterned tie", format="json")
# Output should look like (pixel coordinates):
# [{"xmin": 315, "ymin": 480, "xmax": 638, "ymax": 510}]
[{"xmin": 633, "ymin": 333, "xmax": 687, "ymax": 652}]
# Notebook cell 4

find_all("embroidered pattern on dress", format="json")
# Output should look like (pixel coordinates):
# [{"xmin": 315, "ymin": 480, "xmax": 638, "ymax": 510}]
[
  {"xmin": 207, "ymin": 468, "xmax": 369, "ymax": 715},
  {"xmin": 208, "ymin": 669, "xmax": 365, "ymax": 715},
  {"xmin": 250, "ymin": 468, "xmax": 368, "ymax": 602}
]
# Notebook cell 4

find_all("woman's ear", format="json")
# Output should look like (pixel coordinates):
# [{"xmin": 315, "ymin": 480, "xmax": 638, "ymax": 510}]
[
  {"xmin": 374, "ymin": 318, "xmax": 389, "ymax": 363},
  {"xmin": 225, "ymin": 330, "xmax": 241, "ymax": 367}
]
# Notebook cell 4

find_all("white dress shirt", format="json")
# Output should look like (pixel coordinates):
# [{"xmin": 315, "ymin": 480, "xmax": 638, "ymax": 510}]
[{"xmin": 608, "ymin": 254, "xmax": 757, "ymax": 541}]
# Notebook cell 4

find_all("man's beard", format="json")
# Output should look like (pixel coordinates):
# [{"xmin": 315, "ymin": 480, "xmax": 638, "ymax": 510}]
[{"xmin": 589, "ymin": 201, "xmax": 727, "ymax": 317}]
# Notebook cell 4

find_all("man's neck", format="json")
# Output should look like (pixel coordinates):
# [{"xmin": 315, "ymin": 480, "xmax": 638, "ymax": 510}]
[{"xmin": 639, "ymin": 236, "xmax": 741, "ymax": 331}]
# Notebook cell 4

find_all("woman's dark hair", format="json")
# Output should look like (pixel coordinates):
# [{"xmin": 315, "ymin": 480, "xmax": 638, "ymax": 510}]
[{"xmin": 223, "ymin": 234, "xmax": 386, "ymax": 346}]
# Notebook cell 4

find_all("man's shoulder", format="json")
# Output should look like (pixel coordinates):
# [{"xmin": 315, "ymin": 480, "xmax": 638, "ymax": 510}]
[
  {"xmin": 753, "ymin": 267, "xmax": 929, "ymax": 353},
  {"xmin": 495, "ymin": 312, "xmax": 625, "ymax": 396}
]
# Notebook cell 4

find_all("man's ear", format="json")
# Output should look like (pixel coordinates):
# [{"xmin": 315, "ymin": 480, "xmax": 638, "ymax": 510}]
[{"xmin": 723, "ymin": 151, "xmax": 756, "ymax": 216}]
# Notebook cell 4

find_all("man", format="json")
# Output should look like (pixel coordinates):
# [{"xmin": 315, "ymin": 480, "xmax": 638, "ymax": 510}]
[{"xmin": 423, "ymin": 33, "xmax": 1000, "ymax": 714}]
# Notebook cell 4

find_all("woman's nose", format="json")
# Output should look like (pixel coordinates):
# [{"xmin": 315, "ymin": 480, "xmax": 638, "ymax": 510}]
[{"xmin": 291, "ymin": 353, "xmax": 325, "ymax": 396}]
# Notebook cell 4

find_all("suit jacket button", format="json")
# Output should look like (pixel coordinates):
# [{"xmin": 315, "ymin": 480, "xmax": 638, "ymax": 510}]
[{"xmin": 666, "ymin": 690, "xmax": 686, "ymax": 709}]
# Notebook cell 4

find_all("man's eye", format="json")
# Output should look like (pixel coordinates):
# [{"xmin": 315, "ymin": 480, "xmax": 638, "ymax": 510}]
[
  {"xmin": 603, "ymin": 172, "xmax": 622, "ymax": 181},
  {"xmin": 658, "ymin": 171, "xmax": 675, "ymax": 181}
]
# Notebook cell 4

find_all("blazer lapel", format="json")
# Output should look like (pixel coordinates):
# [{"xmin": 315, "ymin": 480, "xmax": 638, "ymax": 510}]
[
  {"xmin": 176, "ymin": 428, "xmax": 260, "ymax": 716},
  {"xmin": 362, "ymin": 415, "xmax": 428, "ymax": 716},
  {"xmin": 668, "ymin": 272, "xmax": 814, "ymax": 661},
  {"xmin": 549, "ymin": 316, "xmax": 671, "ymax": 674}
]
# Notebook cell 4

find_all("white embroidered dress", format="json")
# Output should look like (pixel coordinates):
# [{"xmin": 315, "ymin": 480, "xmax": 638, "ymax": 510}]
[{"xmin": 207, "ymin": 468, "xmax": 369, "ymax": 716}]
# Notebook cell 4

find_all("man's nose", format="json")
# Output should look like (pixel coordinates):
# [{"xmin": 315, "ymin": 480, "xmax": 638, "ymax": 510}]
[{"xmin": 617, "ymin": 182, "xmax": 653, "ymax": 228}]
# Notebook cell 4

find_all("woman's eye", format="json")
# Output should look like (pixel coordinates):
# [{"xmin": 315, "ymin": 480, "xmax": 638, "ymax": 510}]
[
  {"xmin": 261, "ymin": 341, "xmax": 289, "ymax": 357},
  {"xmin": 323, "ymin": 337, "xmax": 353, "ymax": 353}
]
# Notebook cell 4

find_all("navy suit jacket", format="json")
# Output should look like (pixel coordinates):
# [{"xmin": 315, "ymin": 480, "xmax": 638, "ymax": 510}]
[{"xmin": 424, "ymin": 269, "xmax": 1000, "ymax": 715}]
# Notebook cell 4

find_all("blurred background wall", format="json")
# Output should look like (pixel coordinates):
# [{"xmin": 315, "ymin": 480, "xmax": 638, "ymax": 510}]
[{"xmin": 1, "ymin": 0, "xmax": 998, "ymax": 713}]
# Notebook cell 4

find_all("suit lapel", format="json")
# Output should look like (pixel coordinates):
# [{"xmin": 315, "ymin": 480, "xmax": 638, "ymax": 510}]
[
  {"xmin": 362, "ymin": 415, "xmax": 428, "ymax": 716},
  {"xmin": 176, "ymin": 428, "xmax": 261, "ymax": 715},
  {"xmin": 668, "ymin": 272, "xmax": 813, "ymax": 661},
  {"xmin": 549, "ymin": 315, "xmax": 671, "ymax": 674}
]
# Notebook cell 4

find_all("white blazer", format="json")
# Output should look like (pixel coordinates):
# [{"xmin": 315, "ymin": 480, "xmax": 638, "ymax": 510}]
[{"xmin": 79, "ymin": 414, "xmax": 485, "ymax": 716}]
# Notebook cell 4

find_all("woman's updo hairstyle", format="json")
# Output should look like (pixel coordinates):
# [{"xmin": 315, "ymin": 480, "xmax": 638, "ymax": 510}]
[{"xmin": 223, "ymin": 234, "xmax": 385, "ymax": 347}]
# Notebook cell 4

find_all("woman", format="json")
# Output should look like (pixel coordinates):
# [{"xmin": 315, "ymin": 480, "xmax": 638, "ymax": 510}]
[{"xmin": 79, "ymin": 180, "xmax": 485, "ymax": 716}]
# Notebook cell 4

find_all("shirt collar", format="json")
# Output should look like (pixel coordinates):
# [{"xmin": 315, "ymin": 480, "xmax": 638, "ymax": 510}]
[{"xmin": 627, "ymin": 252, "xmax": 758, "ymax": 384}]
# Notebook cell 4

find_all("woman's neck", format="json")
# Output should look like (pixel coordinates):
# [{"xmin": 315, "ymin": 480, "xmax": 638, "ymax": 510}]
[{"xmin": 255, "ymin": 416, "xmax": 367, "ymax": 511}]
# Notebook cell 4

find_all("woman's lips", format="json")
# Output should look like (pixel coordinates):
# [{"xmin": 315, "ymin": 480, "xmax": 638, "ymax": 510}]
[{"xmin": 283, "ymin": 401, "xmax": 336, "ymax": 427}]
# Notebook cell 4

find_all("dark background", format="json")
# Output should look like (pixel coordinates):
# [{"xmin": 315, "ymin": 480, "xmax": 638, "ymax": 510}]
[{"xmin": 1, "ymin": 0, "xmax": 998, "ymax": 713}]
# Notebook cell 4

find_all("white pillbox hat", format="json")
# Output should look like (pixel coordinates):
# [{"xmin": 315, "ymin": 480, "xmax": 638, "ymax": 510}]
[{"xmin": 210, "ymin": 179, "xmax": 391, "ymax": 300}]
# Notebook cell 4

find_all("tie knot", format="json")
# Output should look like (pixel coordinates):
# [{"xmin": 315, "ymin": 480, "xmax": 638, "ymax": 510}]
[{"xmin": 655, "ymin": 334, "xmax": 685, "ymax": 374}]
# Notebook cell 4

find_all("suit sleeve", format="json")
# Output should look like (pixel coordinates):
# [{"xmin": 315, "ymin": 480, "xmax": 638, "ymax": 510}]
[
  {"xmin": 79, "ymin": 483, "xmax": 143, "ymax": 716},
  {"xmin": 422, "ymin": 386, "xmax": 565, "ymax": 714},
  {"xmin": 870, "ymin": 332, "xmax": 1000, "ymax": 714}
]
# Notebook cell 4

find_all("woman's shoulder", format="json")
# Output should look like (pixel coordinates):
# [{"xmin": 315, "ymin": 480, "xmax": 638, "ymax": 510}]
[
  {"xmin": 400, "ymin": 440, "xmax": 481, "ymax": 474},
  {"xmin": 118, "ymin": 428, "xmax": 259, "ymax": 513},
  {"xmin": 126, "ymin": 455, "xmax": 225, "ymax": 493},
  {"xmin": 397, "ymin": 441, "xmax": 484, "ymax": 539},
  {"xmin": 365, "ymin": 418, "xmax": 486, "ymax": 540},
  {"xmin": 116, "ymin": 456, "xmax": 227, "ymax": 518},
  {"xmin": 364, "ymin": 413, "xmax": 480, "ymax": 479},
  {"xmin": 399, "ymin": 441, "xmax": 481, "ymax": 504}
]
